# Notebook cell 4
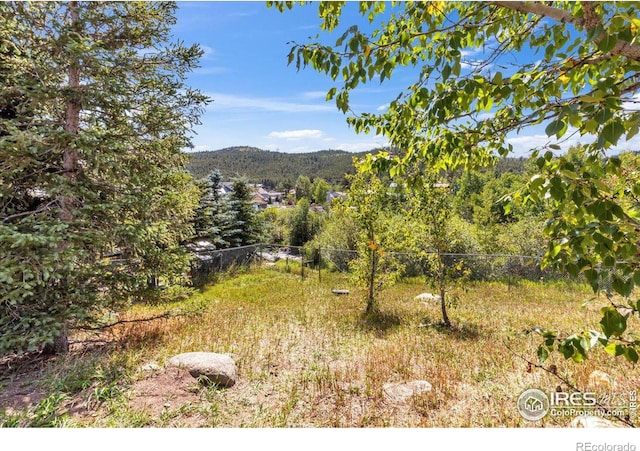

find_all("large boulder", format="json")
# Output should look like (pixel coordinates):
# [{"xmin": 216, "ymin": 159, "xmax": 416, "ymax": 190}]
[{"xmin": 168, "ymin": 352, "xmax": 237, "ymax": 388}]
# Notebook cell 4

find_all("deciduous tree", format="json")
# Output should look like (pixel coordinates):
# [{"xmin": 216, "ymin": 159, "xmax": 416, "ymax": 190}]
[{"xmin": 271, "ymin": 1, "xmax": 640, "ymax": 361}]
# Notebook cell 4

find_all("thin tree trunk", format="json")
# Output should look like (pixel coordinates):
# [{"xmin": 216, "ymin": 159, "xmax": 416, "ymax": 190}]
[
  {"xmin": 50, "ymin": 0, "xmax": 81, "ymax": 354},
  {"xmin": 438, "ymin": 253, "xmax": 451, "ymax": 327},
  {"xmin": 366, "ymin": 229, "xmax": 377, "ymax": 314}
]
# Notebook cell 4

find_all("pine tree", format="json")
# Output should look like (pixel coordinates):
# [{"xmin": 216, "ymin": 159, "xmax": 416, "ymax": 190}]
[
  {"xmin": 192, "ymin": 169, "xmax": 236, "ymax": 249},
  {"xmin": 0, "ymin": 2, "xmax": 208, "ymax": 354},
  {"xmin": 226, "ymin": 179, "xmax": 262, "ymax": 247}
]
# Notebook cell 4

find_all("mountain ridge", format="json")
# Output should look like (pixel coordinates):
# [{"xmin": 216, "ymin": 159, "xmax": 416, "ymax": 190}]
[{"xmin": 185, "ymin": 146, "xmax": 371, "ymax": 187}]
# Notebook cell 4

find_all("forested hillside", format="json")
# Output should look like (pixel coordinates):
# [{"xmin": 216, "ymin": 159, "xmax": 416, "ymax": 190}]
[{"xmin": 185, "ymin": 146, "xmax": 368, "ymax": 187}]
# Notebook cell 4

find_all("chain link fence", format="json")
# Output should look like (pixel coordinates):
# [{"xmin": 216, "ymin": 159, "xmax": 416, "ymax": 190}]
[
  {"xmin": 189, "ymin": 243, "xmax": 580, "ymax": 287},
  {"xmin": 190, "ymin": 244, "xmax": 262, "ymax": 287}
]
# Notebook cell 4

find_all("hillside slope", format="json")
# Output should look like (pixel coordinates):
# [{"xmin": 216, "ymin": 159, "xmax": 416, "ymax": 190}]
[{"xmin": 185, "ymin": 146, "xmax": 369, "ymax": 187}]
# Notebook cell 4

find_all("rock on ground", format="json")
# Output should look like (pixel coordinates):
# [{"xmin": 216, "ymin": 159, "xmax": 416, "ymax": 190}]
[
  {"xmin": 382, "ymin": 380, "xmax": 432, "ymax": 403},
  {"xmin": 168, "ymin": 352, "xmax": 237, "ymax": 388},
  {"xmin": 415, "ymin": 293, "xmax": 441, "ymax": 302}
]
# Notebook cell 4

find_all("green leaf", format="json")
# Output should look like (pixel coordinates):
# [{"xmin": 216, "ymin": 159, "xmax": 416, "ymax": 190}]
[
  {"xmin": 597, "ymin": 34, "xmax": 618, "ymax": 53},
  {"xmin": 625, "ymin": 347, "xmax": 639, "ymax": 363},
  {"xmin": 602, "ymin": 119, "xmax": 625, "ymax": 145},
  {"xmin": 545, "ymin": 118, "xmax": 566, "ymax": 138},
  {"xmin": 612, "ymin": 275, "xmax": 634, "ymax": 297},
  {"xmin": 559, "ymin": 340, "xmax": 575, "ymax": 359},
  {"xmin": 594, "ymin": 108, "xmax": 613, "ymax": 125},
  {"xmin": 537, "ymin": 345, "xmax": 549, "ymax": 363},
  {"xmin": 599, "ymin": 306, "xmax": 627, "ymax": 337},
  {"xmin": 442, "ymin": 64, "xmax": 451, "ymax": 81}
]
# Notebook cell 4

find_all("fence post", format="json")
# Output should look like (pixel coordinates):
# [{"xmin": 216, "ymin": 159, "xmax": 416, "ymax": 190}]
[
  {"xmin": 301, "ymin": 255, "xmax": 304, "ymax": 280},
  {"xmin": 318, "ymin": 246, "xmax": 321, "ymax": 283}
]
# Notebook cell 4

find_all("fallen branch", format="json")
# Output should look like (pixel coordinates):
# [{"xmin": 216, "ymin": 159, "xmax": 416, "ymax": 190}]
[{"xmin": 74, "ymin": 310, "xmax": 182, "ymax": 332}]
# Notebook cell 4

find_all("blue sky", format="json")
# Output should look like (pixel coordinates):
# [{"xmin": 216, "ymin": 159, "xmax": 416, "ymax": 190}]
[
  {"xmin": 173, "ymin": 1, "xmax": 640, "ymax": 157},
  {"xmin": 174, "ymin": 1, "xmax": 395, "ymax": 154}
]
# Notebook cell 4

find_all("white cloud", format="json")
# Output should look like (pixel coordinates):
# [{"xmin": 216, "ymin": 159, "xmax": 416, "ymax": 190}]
[
  {"xmin": 199, "ymin": 45, "xmax": 216, "ymax": 60},
  {"xmin": 622, "ymin": 93, "xmax": 640, "ymax": 112},
  {"xmin": 506, "ymin": 130, "xmax": 584, "ymax": 157},
  {"xmin": 268, "ymin": 129, "xmax": 324, "ymax": 140},
  {"xmin": 207, "ymin": 93, "xmax": 334, "ymax": 113},
  {"xmin": 302, "ymin": 91, "xmax": 328, "ymax": 99},
  {"xmin": 376, "ymin": 103, "xmax": 389, "ymax": 111},
  {"xmin": 475, "ymin": 112, "xmax": 495, "ymax": 121},
  {"xmin": 506, "ymin": 124, "xmax": 640, "ymax": 157},
  {"xmin": 336, "ymin": 139, "xmax": 390, "ymax": 153}
]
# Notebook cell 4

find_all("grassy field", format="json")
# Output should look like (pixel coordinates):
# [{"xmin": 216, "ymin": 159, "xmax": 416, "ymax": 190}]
[{"xmin": 1, "ymin": 264, "xmax": 637, "ymax": 427}]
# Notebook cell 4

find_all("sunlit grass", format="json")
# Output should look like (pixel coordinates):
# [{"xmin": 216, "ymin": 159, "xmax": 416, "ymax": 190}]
[{"xmin": 2, "ymin": 265, "xmax": 637, "ymax": 427}]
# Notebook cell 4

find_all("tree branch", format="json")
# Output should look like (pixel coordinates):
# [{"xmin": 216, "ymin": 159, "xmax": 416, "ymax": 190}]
[
  {"xmin": 491, "ymin": 1, "xmax": 578, "ymax": 25},
  {"xmin": 493, "ymin": 1, "xmax": 640, "ymax": 62},
  {"xmin": 2, "ymin": 201, "xmax": 58, "ymax": 223},
  {"xmin": 75, "ymin": 311, "xmax": 180, "ymax": 332}
]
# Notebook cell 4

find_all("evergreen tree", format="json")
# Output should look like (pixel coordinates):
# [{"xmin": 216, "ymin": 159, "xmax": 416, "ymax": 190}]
[
  {"xmin": 192, "ymin": 169, "xmax": 235, "ymax": 249},
  {"xmin": 226, "ymin": 179, "xmax": 262, "ymax": 247},
  {"xmin": 0, "ymin": 2, "xmax": 208, "ymax": 354}
]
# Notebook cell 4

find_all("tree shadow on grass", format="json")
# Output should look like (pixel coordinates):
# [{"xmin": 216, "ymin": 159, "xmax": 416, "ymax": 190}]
[
  {"xmin": 418, "ymin": 316, "xmax": 481, "ymax": 341},
  {"xmin": 358, "ymin": 309, "xmax": 402, "ymax": 338}
]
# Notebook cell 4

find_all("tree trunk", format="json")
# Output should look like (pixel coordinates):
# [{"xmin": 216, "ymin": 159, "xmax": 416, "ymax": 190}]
[
  {"xmin": 43, "ymin": 323, "xmax": 69, "ymax": 355},
  {"xmin": 366, "ymin": 231, "xmax": 377, "ymax": 314},
  {"xmin": 440, "ymin": 287, "xmax": 450, "ymax": 327},
  {"xmin": 51, "ymin": 0, "xmax": 81, "ymax": 354},
  {"xmin": 438, "ymin": 253, "xmax": 451, "ymax": 327}
]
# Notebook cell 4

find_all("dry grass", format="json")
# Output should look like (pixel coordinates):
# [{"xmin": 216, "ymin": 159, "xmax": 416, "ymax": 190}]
[{"xmin": 1, "ymin": 265, "xmax": 637, "ymax": 427}]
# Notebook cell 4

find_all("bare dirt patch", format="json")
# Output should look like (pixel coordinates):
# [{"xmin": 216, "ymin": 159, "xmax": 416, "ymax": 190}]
[
  {"xmin": 0, "ymin": 353, "xmax": 50, "ymax": 413},
  {"xmin": 128, "ymin": 367, "xmax": 201, "ymax": 417}
]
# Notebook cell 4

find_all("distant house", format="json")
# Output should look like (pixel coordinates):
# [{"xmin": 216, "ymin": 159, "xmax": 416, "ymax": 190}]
[
  {"xmin": 218, "ymin": 182, "xmax": 234, "ymax": 196},
  {"xmin": 251, "ymin": 193, "xmax": 269, "ymax": 210},
  {"xmin": 217, "ymin": 181, "xmax": 285, "ymax": 208},
  {"xmin": 252, "ymin": 186, "xmax": 285, "ymax": 207}
]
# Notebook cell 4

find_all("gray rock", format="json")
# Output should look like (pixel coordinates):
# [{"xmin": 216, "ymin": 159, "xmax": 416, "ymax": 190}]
[
  {"xmin": 415, "ymin": 293, "xmax": 441, "ymax": 302},
  {"xmin": 383, "ymin": 380, "xmax": 432, "ymax": 403},
  {"xmin": 168, "ymin": 352, "xmax": 237, "ymax": 388}
]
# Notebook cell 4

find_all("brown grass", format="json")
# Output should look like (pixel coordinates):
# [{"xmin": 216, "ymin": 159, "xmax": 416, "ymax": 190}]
[{"xmin": 1, "ymin": 266, "xmax": 637, "ymax": 427}]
